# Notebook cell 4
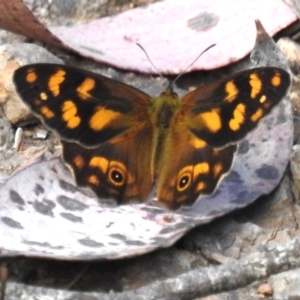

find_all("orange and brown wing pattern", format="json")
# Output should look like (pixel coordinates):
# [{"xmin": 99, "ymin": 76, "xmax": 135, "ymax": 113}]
[
  {"xmin": 13, "ymin": 63, "xmax": 291, "ymax": 209},
  {"xmin": 181, "ymin": 67, "xmax": 290, "ymax": 148},
  {"xmin": 14, "ymin": 63, "xmax": 155, "ymax": 202},
  {"xmin": 156, "ymin": 124, "xmax": 237, "ymax": 210},
  {"xmin": 62, "ymin": 124, "xmax": 153, "ymax": 203},
  {"xmin": 156, "ymin": 67, "xmax": 290, "ymax": 210},
  {"xmin": 13, "ymin": 64, "xmax": 152, "ymax": 147}
]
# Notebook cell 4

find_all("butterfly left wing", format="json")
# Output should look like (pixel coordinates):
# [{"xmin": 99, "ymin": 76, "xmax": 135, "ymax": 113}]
[
  {"xmin": 181, "ymin": 67, "xmax": 290, "ymax": 147},
  {"xmin": 13, "ymin": 64, "xmax": 152, "ymax": 147},
  {"xmin": 14, "ymin": 63, "xmax": 155, "ymax": 204}
]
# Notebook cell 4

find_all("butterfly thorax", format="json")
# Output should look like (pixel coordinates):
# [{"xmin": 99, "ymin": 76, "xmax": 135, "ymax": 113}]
[
  {"xmin": 152, "ymin": 88, "xmax": 180, "ymax": 128},
  {"xmin": 150, "ymin": 88, "xmax": 181, "ymax": 181}
]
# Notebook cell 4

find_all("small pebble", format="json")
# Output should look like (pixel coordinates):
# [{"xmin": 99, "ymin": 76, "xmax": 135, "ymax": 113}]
[
  {"xmin": 257, "ymin": 283, "xmax": 273, "ymax": 297},
  {"xmin": 33, "ymin": 129, "xmax": 48, "ymax": 140}
]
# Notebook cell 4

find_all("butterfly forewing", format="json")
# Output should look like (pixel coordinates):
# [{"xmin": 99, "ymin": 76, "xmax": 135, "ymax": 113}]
[
  {"xmin": 13, "ymin": 64, "xmax": 152, "ymax": 147},
  {"xmin": 181, "ymin": 67, "xmax": 290, "ymax": 148}
]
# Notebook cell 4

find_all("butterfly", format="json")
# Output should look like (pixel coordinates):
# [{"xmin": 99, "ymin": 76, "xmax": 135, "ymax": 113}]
[{"xmin": 13, "ymin": 64, "xmax": 290, "ymax": 210}]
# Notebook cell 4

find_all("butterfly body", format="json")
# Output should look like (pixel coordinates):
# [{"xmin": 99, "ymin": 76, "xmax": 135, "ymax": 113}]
[{"xmin": 13, "ymin": 64, "xmax": 290, "ymax": 210}]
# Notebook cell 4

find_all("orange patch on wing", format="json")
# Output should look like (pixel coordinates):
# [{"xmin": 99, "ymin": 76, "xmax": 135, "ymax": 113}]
[
  {"xmin": 189, "ymin": 135, "xmax": 207, "ymax": 148},
  {"xmin": 249, "ymin": 73, "xmax": 262, "ymax": 99},
  {"xmin": 90, "ymin": 156, "xmax": 109, "ymax": 173},
  {"xmin": 40, "ymin": 106, "xmax": 54, "ymax": 118},
  {"xmin": 62, "ymin": 100, "xmax": 81, "ymax": 129},
  {"xmin": 74, "ymin": 155, "xmax": 85, "ymax": 169},
  {"xmin": 251, "ymin": 108, "xmax": 263, "ymax": 122},
  {"xmin": 194, "ymin": 162, "xmax": 209, "ymax": 176},
  {"xmin": 229, "ymin": 103, "xmax": 246, "ymax": 131},
  {"xmin": 199, "ymin": 109, "xmax": 222, "ymax": 133},
  {"xmin": 88, "ymin": 175, "xmax": 100, "ymax": 186},
  {"xmin": 196, "ymin": 181, "xmax": 206, "ymax": 191},
  {"xmin": 225, "ymin": 80, "xmax": 238, "ymax": 102},
  {"xmin": 40, "ymin": 92, "xmax": 48, "ymax": 101},
  {"xmin": 89, "ymin": 107, "xmax": 121, "ymax": 131},
  {"xmin": 26, "ymin": 70, "xmax": 37, "ymax": 83},
  {"xmin": 48, "ymin": 69, "xmax": 66, "ymax": 96},
  {"xmin": 77, "ymin": 77, "xmax": 96, "ymax": 100},
  {"xmin": 213, "ymin": 163, "xmax": 223, "ymax": 177},
  {"xmin": 271, "ymin": 72, "xmax": 281, "ymax": 86},
  {"xmin": 259, "ymin": 95, "xmax": 266, "ymax": 103}
]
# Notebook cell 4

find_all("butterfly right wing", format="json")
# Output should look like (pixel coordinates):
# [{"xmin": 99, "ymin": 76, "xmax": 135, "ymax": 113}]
[{"xmin": 180, "ymin": 67, "xmax": 290, "ymax": 148}]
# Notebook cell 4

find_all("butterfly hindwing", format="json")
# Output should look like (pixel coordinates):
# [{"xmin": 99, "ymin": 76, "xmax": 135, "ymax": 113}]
[
  {"xmin": 156, "ymin": 125, "xmax": 237, "ymax": 209},
  {"xmin": 62, "ymin": 123, "xmax": 153, "ymax": 203}
]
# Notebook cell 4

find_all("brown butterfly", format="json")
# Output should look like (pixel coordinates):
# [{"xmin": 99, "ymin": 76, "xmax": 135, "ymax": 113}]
[{"xmin": 13, "ymin": 64, "xmax": 290, "ymax": 209}]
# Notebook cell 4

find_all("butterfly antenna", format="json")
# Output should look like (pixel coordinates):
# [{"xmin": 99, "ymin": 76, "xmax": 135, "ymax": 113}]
[
  {"xmin": 136, "ymin": 43, "xmax": 164, "ymax": 81},
  {"xmin": 169, "ymin": 44, "xmax": 216, "ymax": 89}
]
